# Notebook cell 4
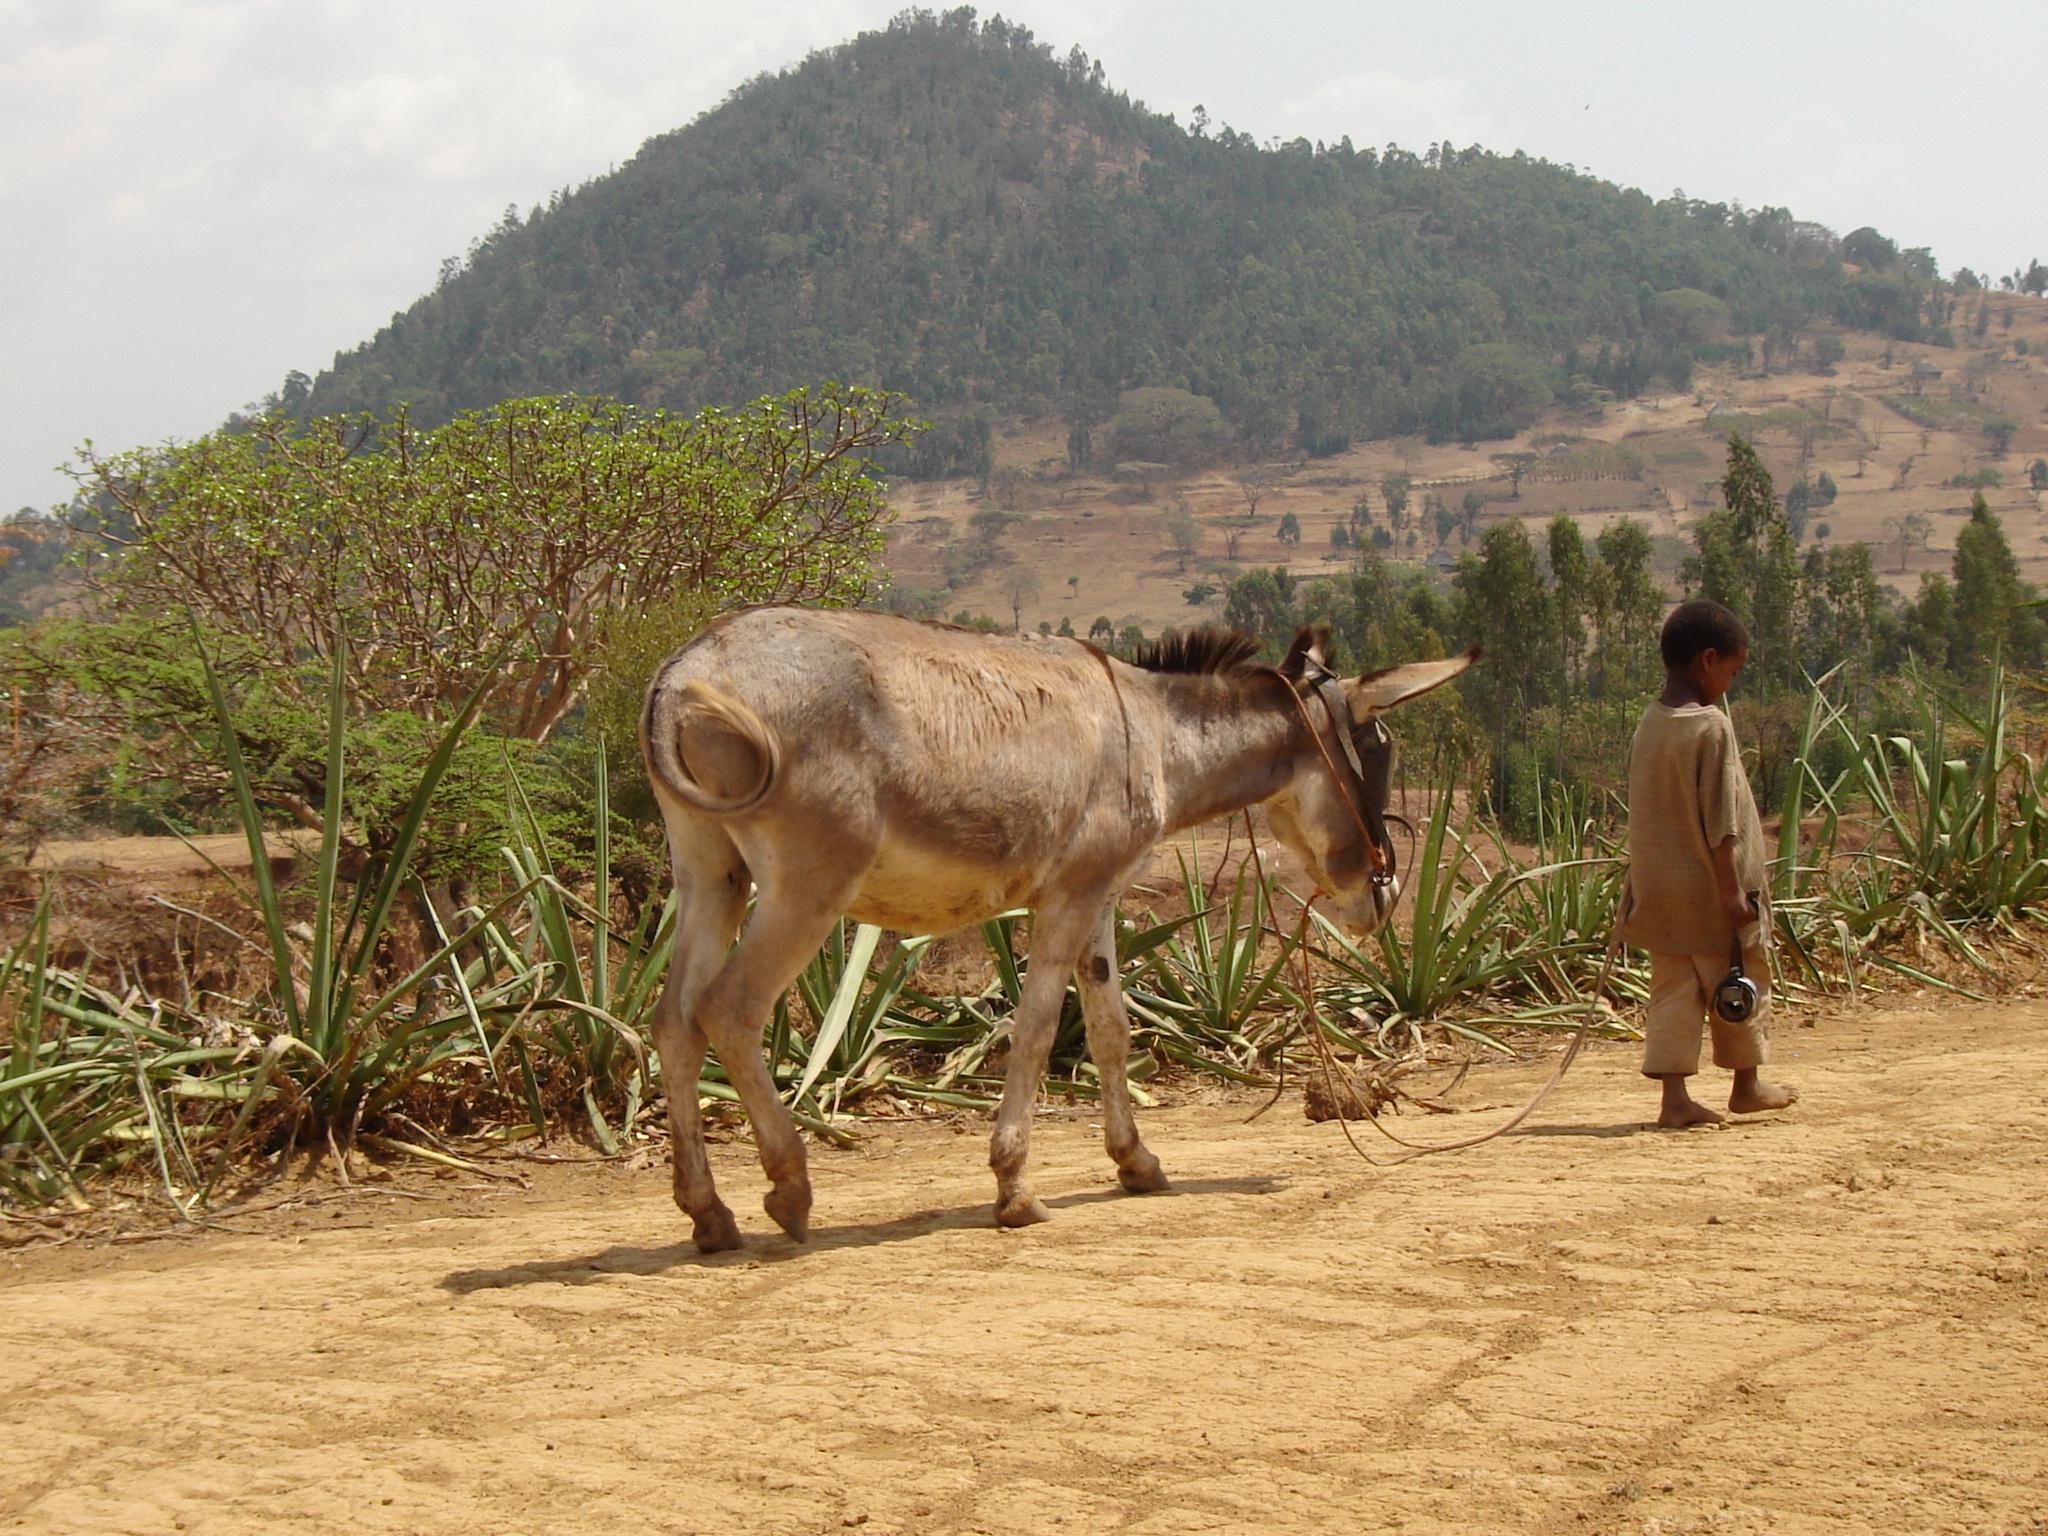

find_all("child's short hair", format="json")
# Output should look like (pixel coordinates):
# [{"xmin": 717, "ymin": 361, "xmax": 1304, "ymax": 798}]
[{"xmin": 1660, "ymin": 599, "xmax": 1749, "ymax": 670}]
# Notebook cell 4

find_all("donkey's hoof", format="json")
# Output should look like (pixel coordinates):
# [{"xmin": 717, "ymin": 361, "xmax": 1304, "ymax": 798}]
[
  {"xmin": 691, "ymin": 1204, "xmax": 744, "ymax": 1254},
  {"xmin": 763, "ymin": 1183, "xmax": 812, "ymax": 1243},
  {"xmin": 1117, "ymin": 1156, "xmax": 1170, "ymax": 1195},
  {"xmin": 995, "ymin": 1193, "xmax": 1053, "ymax": 1229}
]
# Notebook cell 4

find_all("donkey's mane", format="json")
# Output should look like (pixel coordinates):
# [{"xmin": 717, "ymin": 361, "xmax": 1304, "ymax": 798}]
[{"xmin": 1126, "ymin": 628, "xmax": 1266, "ymax": 678}]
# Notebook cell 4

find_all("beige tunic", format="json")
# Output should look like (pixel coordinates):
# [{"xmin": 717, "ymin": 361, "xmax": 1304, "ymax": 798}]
[{"xmin": 1617, "ymin": 702, "xmax": 1769, "ymax": 958}]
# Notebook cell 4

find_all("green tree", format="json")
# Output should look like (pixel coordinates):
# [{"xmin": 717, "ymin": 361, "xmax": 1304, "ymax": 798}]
[
  {"xmin": 1649, "ymin": 288, "xmax": 1732, "ymax": 345},
  {"xmin": 1221, "ymin": 567, "xmax": 1299, "ymax": 652},
  {"xmin": 1458, "ymin": 490, "xmax": 1485, "ymax": 544},
  {"xmin": 1906, "ymin": 573, "xmax": 1954, "ymax": 670},
  {"xmin": 1949, "ymin": 494, "xmax": 2043, "ymax": 673},
  {"xmin": 1546, "ymin": 516, "xmax": 1590, "ymax": 694},
  {"xmin": 1001, "ymin": 566, "xmax": 1042, "ymax": 633},
  {"xmin": 1380, "ymin": 472, "xmax": 1412, "ymax": 533},
  {"xmin": 72, "ymin": 387, "xmax": 916, "ymax": 743},
  {"xmin": 1107, "ymin": 388, "xmax": 1232, "ymax": 469},
  {"xmin": 1434, "ymin": 343, "xmax": 1554, "ymax": 442},
  {"xmin": 1683, "ymin": 433, "xmax": 1803, "ymax": 693},
  {"xmin": 1453, "ymin": 520, "xmax": 1554, "ymax": 804},
  {"xmin": 1491, "ymin": 452, "xmax": 1536, "ymax": 499},
  {"xmin": 1161, "ymin": 506, "xmax": 1203, "ymax": 571},
  {"xmin": 1427, "ymin": 494, "xmax": 1455, "ymax": 548},
  {"xmin": 1801, "ymin": 542, "xmax": 1885, "ymax": 696},
  {"xmin": 1276, "ymin": 511, "xmax": 1302, "ymax": 546},
  {"xmin": 1590, "ymin": 519, "xmax": 1663, "ymax": 703}
]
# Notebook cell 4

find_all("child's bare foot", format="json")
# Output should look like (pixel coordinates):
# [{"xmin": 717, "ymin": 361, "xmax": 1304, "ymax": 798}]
[
  {"xmin": 1654, "ymin": 1075, "xmax": 1724, "ymax": 1128},
  {"xmin": 1657, "ymin": 1097, "xmax": 1725, "ymax": 1128},
  {"xmin": 1729, "ymin": 1071, "xmax": 1799, "ymax": 1114}
]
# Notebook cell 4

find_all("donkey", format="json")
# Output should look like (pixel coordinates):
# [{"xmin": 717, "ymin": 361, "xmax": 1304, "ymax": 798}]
[{"xmin": 639, "ymin": 606, "xmax": 1475, "ymax": 1251}]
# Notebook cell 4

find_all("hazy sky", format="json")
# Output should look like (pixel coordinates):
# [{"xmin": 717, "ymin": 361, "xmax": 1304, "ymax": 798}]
[{"xmin": 4, "ymin": 0, "xmax": 2042, "ymax": 515}]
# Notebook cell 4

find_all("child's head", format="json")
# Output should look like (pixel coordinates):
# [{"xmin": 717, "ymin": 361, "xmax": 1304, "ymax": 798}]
[{"xmin": 1660, "ymin": 599, "xmax": 1749, "ymax": 703}]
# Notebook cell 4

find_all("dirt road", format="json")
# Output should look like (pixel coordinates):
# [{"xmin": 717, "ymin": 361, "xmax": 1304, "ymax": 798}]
[{"xmin": 5, "ymin": 996, "xmax": 2045, "ymax": 1536}]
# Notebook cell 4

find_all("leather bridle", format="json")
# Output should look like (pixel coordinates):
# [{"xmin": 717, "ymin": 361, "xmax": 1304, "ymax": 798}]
[{"xmin": 1289, "ymin": 653, "xmax": 1399, "ymax": 889}]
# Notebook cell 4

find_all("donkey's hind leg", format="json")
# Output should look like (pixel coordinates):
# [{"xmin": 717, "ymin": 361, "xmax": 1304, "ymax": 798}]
[
  {"xmin": 650, "ymin": 814, "xmax": 751, "ymax": 1253},
  {"xmin": 1078, "ymin": 905, "xmax": 1169, "ymax": 1195},
  {"xmin": 693, "ymin": 871, "xmax": 859, "ymax": 1244}
]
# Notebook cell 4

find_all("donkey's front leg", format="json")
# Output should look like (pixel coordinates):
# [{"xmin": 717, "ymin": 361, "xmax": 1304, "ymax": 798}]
[
  {"xmin": 989, "ymin": 905, "xmax": 1096, "ymax": 1228},
  {"xmin": 1077, "ymin": 905, "xmax": 1169, "ymax": 1195}
]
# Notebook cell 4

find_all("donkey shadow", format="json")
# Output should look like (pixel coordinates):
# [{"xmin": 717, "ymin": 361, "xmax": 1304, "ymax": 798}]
[{"xmin": 439, "ymin": 1174, "xmax": 1282, "ymax": 1292}]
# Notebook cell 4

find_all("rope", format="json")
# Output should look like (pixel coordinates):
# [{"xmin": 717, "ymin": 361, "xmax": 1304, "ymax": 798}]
[{"xmin": 1237, "ymin": 804, "xmax": 1623, "ymax": 1165}]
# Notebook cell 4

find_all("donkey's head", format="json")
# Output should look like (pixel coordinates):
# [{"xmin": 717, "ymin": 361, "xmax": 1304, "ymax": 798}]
[{"xmin": 1264, "ymin": 629, "xmax": 1478, "ymax": 938}]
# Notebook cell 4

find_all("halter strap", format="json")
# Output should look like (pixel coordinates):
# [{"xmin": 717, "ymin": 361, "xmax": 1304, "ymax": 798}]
[{"xmin": 1285, "ymin": 654, "xmax": 1396, "ymax": 887}]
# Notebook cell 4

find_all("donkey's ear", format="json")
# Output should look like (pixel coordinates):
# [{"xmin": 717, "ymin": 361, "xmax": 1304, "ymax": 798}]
[
  {"xmin": 1279, "ymin": 627, "xmax": 1330, "ymax": 682},
  {"xmin": 1346, "ymin": 646, "xmax": 1480, "ymax": 714}
]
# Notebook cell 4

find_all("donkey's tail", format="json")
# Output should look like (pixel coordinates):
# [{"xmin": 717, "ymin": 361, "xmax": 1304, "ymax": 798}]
[{"xmin": 640, "ymin": 675, "xmax": 782, "ymax": 816}]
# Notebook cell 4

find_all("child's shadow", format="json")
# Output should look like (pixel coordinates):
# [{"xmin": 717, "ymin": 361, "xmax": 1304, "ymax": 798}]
[{"xmin": 1510, "ymin": 1120, "xmax": 1653, "ymax": 1139}]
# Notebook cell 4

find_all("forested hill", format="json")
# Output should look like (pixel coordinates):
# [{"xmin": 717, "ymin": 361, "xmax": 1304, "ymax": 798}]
[{"xmin": 296, "ymin": 8, "xmax": 1941, "ymax": 466}]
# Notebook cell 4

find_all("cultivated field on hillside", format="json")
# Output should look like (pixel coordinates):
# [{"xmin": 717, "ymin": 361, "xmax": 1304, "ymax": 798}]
[{"xmin": 889, "ymin": 299, "xmax": 2048, "ymax": 637}]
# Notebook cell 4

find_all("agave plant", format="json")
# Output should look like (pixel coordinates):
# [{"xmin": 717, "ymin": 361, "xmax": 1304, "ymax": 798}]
[
  {"xmin": 1306, "ymin": 789, "xmax": 1635, "ymax": 1055},
  {"xmin": 196, "ymin": 630, "xmax": 540, "ymax": 1166},
  {"xmin": 1122, "ymin": 844, "xmax": 1299, "ymax": 1075},
  {"xmin": 0, "ymin": 891, "xmax": 258, "ymax": 1210}
]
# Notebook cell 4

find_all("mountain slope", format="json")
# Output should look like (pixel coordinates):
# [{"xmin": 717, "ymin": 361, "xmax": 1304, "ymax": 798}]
[{"xmin": 299, "ymin": 10, "xmax": 1932, "ymax": 461}]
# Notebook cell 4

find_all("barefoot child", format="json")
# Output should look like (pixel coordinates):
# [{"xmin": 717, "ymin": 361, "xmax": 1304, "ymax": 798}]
[{"xmin": 1618, "ymin": 599, "xmax": 1800, "ymax": 1127}]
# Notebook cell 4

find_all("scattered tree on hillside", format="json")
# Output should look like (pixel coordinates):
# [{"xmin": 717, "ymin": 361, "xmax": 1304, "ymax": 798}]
[
  {"xmin": 1492, "ymin": 452, "xmax": 1536, "ymax": 499},
  {"xmin": 1234, "ymin": 466, "xmax": 1280, "ymax": 521},
  {"xmin": 1276, "ymin": 511, "xmax": 1301, "ymax": 547},
  {"xmin": 1459, "ymin": 490, "xmax": 1485, "ymax": 544},
  {"xmin": 1001, "ymin": 566, "xmax": 1041, "ymax": 633},
  {"xmin": 1381, "ymin": 472, "xmax": 1412, "ymax": 534},
  {"xmin": 1885, "ymin": 512, "xmax": 1933, "ymax": 575},
  {"xmin": 1427, "ymin": 494, "xmax": 1454, "ymax": 548},
  {"xmin": 1162, "ymin": 506, "xmax": 1202, "ymax": 571}
]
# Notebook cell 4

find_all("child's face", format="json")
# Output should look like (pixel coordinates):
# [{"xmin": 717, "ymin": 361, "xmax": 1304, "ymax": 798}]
[{"xmin": 1690, "ymin": 643, "xmax": 1749, "ymax": 703}]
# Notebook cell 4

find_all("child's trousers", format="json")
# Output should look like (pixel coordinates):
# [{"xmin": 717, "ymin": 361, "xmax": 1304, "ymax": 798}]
[{"xmin": 1641, "ymin": 947, "xmax": 1770, "ymax": 1078}]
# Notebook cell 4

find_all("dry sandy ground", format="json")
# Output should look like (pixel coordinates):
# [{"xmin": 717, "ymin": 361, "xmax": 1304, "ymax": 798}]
[{"xmin": 4, "ymin": 997, "xmax": 2045, "ymax": 1536}]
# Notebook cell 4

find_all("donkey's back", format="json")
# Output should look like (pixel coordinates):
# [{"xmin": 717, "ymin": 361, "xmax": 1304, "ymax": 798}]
[{"xmin": 644, "ymin": 607, "xmax": 1164, "ymax": 934}]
